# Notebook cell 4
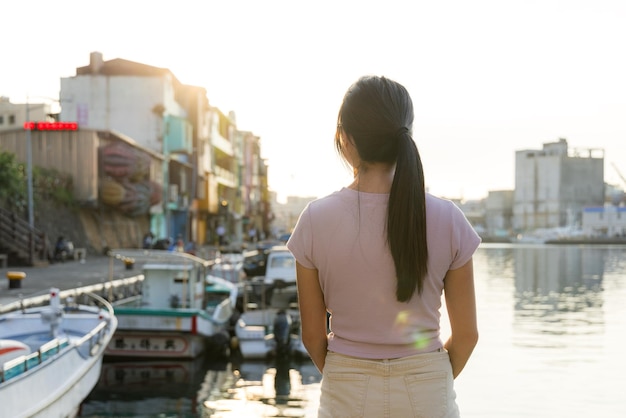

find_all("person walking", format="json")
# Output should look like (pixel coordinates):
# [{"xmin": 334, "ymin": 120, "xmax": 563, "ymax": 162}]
[{"xmin": 287, "ymin": 75, "xmax": 480, "ymax": 417}]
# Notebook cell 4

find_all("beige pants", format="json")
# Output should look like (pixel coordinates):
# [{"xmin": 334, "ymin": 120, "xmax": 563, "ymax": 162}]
[{"xmin": 318, "ymin": 349, "xmax": 460, "ymax": 418}]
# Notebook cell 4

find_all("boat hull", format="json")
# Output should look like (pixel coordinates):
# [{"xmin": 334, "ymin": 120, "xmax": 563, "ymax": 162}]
[
  {"xmin": 105, "ymin": 330, "xmax": 208, "ymax": 358},
  {"xmin": 0, "ymin": 290, "xmax": 117, "ymax": 418},
  {"xmin": 235, "ymin": 308, "xmax": 307, "ymax": 360},
  {"xmin": 106, "ymin": 308, "xmax": 229, "ymax": 359}
]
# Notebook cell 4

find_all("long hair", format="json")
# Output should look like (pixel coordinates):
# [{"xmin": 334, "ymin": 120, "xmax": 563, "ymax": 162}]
[{"xmin": 335, "ymin": 76, "xmax": 428, "ymax": 302}]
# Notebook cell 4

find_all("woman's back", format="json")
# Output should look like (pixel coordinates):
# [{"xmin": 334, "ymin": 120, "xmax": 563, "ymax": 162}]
[{"xmin": 288, "ymin": 188, "xmax": 480, "ymax": 359}]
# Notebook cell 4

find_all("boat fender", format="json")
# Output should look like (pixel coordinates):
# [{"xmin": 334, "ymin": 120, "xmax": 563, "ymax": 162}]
[{"xmin": 0, "ymin": 339, "xmax": 31, "ymax": 363}]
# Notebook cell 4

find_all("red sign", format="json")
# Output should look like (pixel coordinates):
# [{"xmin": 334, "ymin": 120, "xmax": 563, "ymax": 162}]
[{"xmin": 23, "ymin": 121, "xmax": 78, "ymax": 131}]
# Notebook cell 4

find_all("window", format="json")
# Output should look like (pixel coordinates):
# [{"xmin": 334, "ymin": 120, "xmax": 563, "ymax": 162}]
[
  {"xmin": 0, "ymin": 115, "xmax": 4, "ymax": 125},
  {"xmin": 8, "ymin": 114, "xmax": 15, "ymax": 125}
]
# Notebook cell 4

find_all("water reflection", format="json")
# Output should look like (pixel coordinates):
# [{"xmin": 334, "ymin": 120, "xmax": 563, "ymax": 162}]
[
  {"xmin": 79, "ymin": 245, "xmax": 626, "ymax": 418},
  {"xmin": 512, "ymin": 246, "xmax": 605, "ymax": 345},
  {"xmin": 80, "ymin": 356, "xmax": 213, "ymax": 417},
  {"xmin": 80, "ymin": 354, "xmax": 321, "ymax": 417},
  {"xmin": 200, "ymin": 354, "xmax": 321, "ymax": 417}
]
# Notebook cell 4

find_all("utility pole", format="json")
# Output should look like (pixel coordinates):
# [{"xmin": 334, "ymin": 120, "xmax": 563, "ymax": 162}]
[{"xmin": 26, "ymin": 96, "xmax": 34, "ymax": 228}]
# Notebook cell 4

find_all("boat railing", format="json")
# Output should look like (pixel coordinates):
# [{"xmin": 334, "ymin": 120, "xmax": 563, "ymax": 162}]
[
  {"xmin": 108, "ymin": 248, "xmax": 216, "ymax": 269},
  {"xmin": 1, "ymin": 338, "xmax": 70, "ymax": 383},
  {"xmin": 0, "ymin": 291, "xmax": 115, "ymax": 383},
  {"xmin": 0, "ymin": 276, "xmax": 143, "ymax": 315},
  {"xmin": 77, "ymin": 291, "xmax": 115, "ymax": 357}
]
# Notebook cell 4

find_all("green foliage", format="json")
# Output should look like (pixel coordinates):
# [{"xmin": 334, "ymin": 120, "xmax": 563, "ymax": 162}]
[
  {"xmin": 0, "ymin": 151, "xmax": 76, "ymax": 211},
  {"xmin": 33, "ymin": 166, "xmax": 76, "ymax": 207},
  {"xmin": 0, "ymin": 152, "xmax": 27, "ymax": 212}
]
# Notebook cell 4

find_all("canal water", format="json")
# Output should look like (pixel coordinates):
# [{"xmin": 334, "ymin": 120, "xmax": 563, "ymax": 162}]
[{"xmin": 79, "ymin": 244, "xmax": 626, "ymax": 417}]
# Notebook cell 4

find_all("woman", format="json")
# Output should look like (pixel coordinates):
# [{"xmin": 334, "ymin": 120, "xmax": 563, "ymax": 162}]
[{"xmin": 287, "ymin": 75, "xmax": 480, "ymax": 417}]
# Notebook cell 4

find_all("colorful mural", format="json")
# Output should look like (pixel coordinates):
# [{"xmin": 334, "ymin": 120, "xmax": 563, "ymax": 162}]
[{"xmin": 98, "ymin": 141, "xmax": 162, "ymax": 216}]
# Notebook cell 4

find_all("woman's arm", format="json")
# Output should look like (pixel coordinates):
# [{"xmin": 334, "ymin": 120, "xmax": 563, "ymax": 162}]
[
  {"xmin": 443, "ymin": 258, "xmax": 479, "ymax": 378},
  {"xmin": 296, "ymin": 261, "xmax": 328, "ymax": 373}
]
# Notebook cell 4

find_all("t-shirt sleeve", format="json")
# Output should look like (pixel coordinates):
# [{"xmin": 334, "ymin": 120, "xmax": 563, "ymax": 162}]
[
  {"xmin": 286, "ymin": 205, "xmax": 316, "ymax": 269},
  {"xmin": 449, "ymin": 203, "xmax": 482, "ymax": 270}
]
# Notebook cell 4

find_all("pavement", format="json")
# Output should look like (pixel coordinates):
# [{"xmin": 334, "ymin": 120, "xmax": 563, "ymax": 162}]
[{"xmin": 0, "ymin": 254, "xmax": 143, "ymax": 308}]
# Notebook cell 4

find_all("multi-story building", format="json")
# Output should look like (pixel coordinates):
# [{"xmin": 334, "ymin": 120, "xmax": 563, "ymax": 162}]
[
  {"xmin": 57, "ymin": 52, "xmax": 268, "ymax": 247},
  {"xmin": 270, "ymin": 194, "xmax": 316, "ymax": 238},
  {"xmin": 0, "ymin": 96, "xmax": 57, "ymax": 132},
  {"xmin": 513, "ymin": 138, "xmax": 604, "ymax": 232},
  {"xmin": 238, "ymin": 130, "xmax": 269, "ymax": 242},
  {"xmin": 0, "ymin": 52, "xmax": 271, "ymax": 252},
  {"xmin": 60, "ymin": 52, "xmax": 194, "ymax": 241}
]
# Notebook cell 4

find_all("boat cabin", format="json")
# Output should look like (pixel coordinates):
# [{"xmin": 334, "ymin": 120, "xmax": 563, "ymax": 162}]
[{"xmin": 141, "ymin": 263, "xmax": 205, "ymax": 309}]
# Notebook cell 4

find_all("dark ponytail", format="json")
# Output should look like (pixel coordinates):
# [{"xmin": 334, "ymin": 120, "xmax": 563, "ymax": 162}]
[
  {"xmin": 388, "ymin": 130, "xmax": 428, "ymax": 302},
  {"xmin": 337, "ymin": 76, "xmax": 428, "ymax": 302}
]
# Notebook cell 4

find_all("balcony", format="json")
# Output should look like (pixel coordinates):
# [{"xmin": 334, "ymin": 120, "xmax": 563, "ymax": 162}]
[
  {"xmin": 215, "ymin": 165, "xmax": 236, "ymax": 188},
  {"xmin": 212, "ymin": 132, "xmax": 233, "ymax": 156}
]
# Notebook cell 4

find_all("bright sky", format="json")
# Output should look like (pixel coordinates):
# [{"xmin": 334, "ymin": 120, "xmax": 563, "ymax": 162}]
[{"xmin": 3, "ymin": 0, "xmax": 626, "ymax": 201}]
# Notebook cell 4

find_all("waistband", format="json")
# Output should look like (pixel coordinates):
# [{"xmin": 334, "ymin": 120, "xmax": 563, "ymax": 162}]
[{"xmin": 325, "ymin": 348, "xmax": 448, "ymax": 373}]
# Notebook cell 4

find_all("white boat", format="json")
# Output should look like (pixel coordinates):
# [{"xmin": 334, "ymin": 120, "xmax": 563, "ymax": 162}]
[
  {"xmin": 210, "ymin": 252, "xmax": 245, "ymax": 284},
  {"xmin": 235, "ymin": 306, "xmax": 308, "ymax": 360},
  {"xmin": 105, "ymin": 249, "xmax": 237, "ymax": 359},
  {"xmin": 234, "ymin": 247, "xmax": 308, "ymax": 360},
  {"xmin": 0, "ymin": 287, "xmax": 117, "ymax": 418}
]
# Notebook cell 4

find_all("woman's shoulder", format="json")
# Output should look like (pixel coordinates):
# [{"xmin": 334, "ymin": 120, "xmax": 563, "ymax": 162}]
[
  {"xmin": 308, "ymin": 188, "xmax": 352, "ymax": 209},
  {"xmin": 426, "ymin": 193, "xmax": 457, "ymax": 211}
]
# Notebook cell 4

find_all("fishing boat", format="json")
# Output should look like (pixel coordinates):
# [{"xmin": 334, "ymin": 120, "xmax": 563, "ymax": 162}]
[
  {"xmin": 0, "ymin": 287, "xmax": 117, "ymax": 418},
  {"xmin": 234, "ymin": 247, "xmax": 307, "ymax": 359},
  {"xmin": 105, "ymin": 249, "xmax": 237, "ymax": 359},
  {"xmin": 234, "ymin": 304, "xmax": 306, "ymax": 360}
]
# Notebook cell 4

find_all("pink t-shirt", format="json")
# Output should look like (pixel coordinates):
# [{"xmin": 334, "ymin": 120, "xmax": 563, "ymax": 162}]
[{"xmin": 287, "ymin": 188, "xmax": 481, "ymax": 359}]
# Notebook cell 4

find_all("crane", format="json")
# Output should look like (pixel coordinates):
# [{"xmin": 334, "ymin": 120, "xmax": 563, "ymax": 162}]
[{"xmin": 611, "ymin": 162, "xmax": 626, "ymax": 188}]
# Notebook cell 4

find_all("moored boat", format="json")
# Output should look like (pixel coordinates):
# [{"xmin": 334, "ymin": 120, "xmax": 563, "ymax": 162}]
[
  {"xmin": 0, "ymin": 287, "xmax": 117, "ymax": 418},
  {"xmin": 235, "ymin": 306, "xmax": 307, "ymax": 359},
  {"xmin": 234, "ymin": 254, "xmax": 307, "ymax": 360},
  {"xmin": 105, "ymin": 249, "xmax": 237, "ymax": 359}
]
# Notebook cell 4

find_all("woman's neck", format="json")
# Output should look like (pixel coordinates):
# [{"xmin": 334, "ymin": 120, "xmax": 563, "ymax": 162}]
[{"xmin": 348, "ymin": 163, "xmax": 395, "ymax": 193}]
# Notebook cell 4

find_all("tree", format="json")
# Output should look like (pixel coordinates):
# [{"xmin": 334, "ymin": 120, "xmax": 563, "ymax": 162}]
[{"xmin": 0, "ymin": 151, "xmax": 27, "ymax": 212}]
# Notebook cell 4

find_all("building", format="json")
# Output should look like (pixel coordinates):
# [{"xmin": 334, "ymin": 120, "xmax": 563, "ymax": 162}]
[
  {"xmin": 59, "ymin": 52, "xmax": 195, "ymax": 242},
  {"xmin": 513, "ymin": 138, "xmax": 604, "ymax": 232},
  {"xmin": 582, "ymin": 206, "xmax": 626, "ymax": 237},
  {"xmin": 270, "ymin": 194, "xmax": 316, "ymax": 237},
  {"xmin": 0, "ymin": 96, "xmax": 57, "ymax": 132},
  {"xmin": 1, "ymin": 52, "xmax": 269, "ymax": 252},
  {"xmin": 484, "ymin": 190, "xmax": 514, "ymax": 239},
  {"xmin": 58, "ymin": 52, "xmax": 268, "ymax": 247},
  {"xmin": 238, "ymin": 130, "xmax": 270, "ymax": 242}
]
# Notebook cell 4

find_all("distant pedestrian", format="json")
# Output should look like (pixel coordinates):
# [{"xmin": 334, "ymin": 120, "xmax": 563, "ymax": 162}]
[
  {"xmin": 216, "ymin": 225, "xmax": 226, "ymax": 246},
  {"xmin": 248, "ymin": 226, "xmax": 257, "ymax": 243},
  {"xmin": 175, "ymin": 234, "xmax": 184, "ymax": 252},
  {"xmin": 142, "ymin": 231, "xmax": 154, "ymax": 249},
  {"xmin": 287, "ymin": 76, "xmax": 481, "ymax": 417}
]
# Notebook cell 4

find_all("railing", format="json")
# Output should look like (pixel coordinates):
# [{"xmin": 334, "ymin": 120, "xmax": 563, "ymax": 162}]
[
  {"xmin": 0, "ymin": 291, "xmax": 115, "ymax": 383},
  {"xmin": 0, "ymin": 338, "xmax": 70, "ymax": 383},
  {"xmin": 0, "ymin": 206, "xmax": 48, "ymax": 266}
]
